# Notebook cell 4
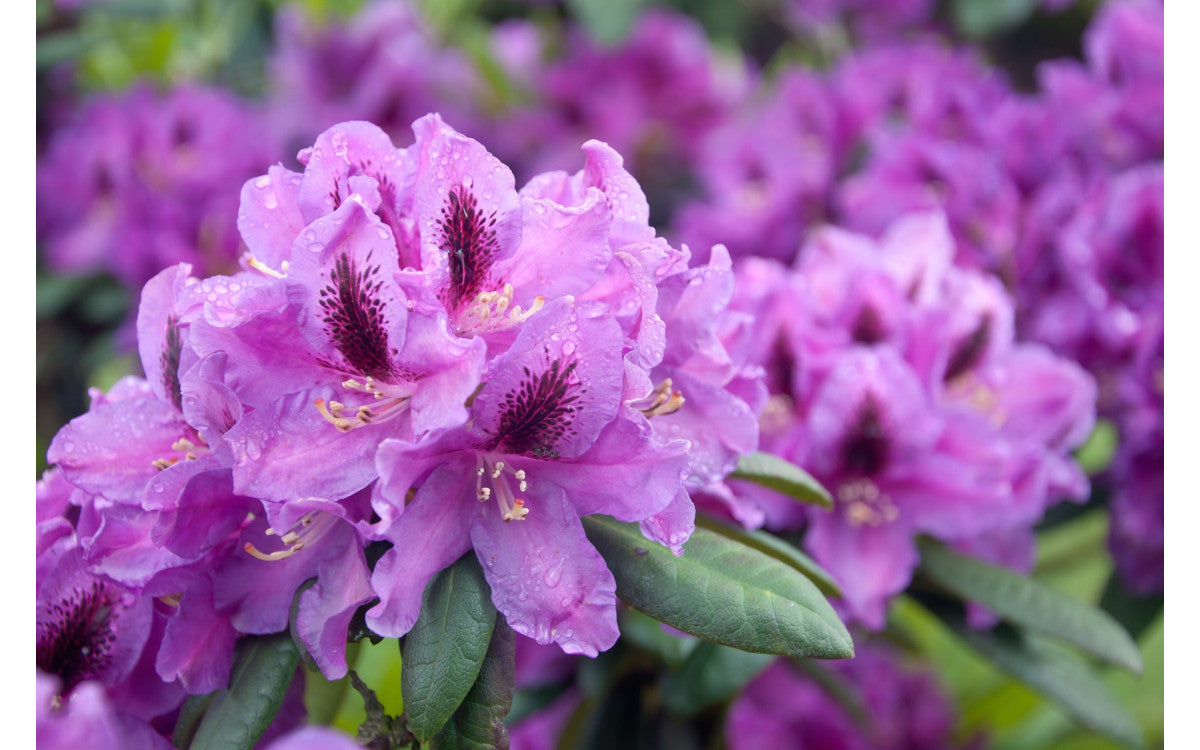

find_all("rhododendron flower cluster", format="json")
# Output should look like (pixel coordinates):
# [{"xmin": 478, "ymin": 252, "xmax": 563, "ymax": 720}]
[
  {"xmin": 39, "ymin": 113, "xmax": 761, "ymax": 710},
  {"xmin": 675, "ymin": 0, "xmax": 1163, "ymax": 596},
  {"xmin": 724, "ymin": 212, "xmax": 1095, "ymax": 626}
]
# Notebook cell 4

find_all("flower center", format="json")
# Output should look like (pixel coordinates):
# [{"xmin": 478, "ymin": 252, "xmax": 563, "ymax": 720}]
[
  {"xmin": 438, "ymin": 185, "xmax": 502, "ymax": 309},
  {"xmin": 319, "ymin": 251, "xmax": 399, "ymax": 383},
  {"xmin": 840, "ymin": 398, "xmax": 888, "ymax": 477},
  {"xmin": 475, "ymin": 454, "xmax": 529, "ymax": 522},
  {"xmin": 495, "ymin": 358, "xmax": 580, "ymax": 459},
  {"xmin": 36, "ymin": 580, "xmax": 119, "ymax": 694}
]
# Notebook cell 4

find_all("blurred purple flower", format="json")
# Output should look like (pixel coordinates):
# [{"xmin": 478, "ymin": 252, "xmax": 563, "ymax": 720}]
[
  {"xmin": 726, "ymin": 642, "xmax": 980, "ymax": 750},
  {"xmin": 37, "ymin": 84, "xmax": 279, "ymax": 290}
]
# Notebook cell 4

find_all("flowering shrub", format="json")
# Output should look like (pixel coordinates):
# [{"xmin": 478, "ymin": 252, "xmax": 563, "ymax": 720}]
[{"xmin": 35, "ymin": 1, "xmax": 1163, "ymax": 748}]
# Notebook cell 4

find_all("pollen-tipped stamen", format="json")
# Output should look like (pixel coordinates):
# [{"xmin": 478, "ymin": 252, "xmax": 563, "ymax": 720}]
[
  {"xmin": 243, "ymin": 511, "xmax": 338, "ymax": 561},
  {"xmin": 460, "ymin": 284, "xmax": 545, "ymax": 336},
  {"xmin": 634, "ymin": 379, "xmax": 686, "ymax": 418},
  {"xmin": 476, "ymin": 454, "xmax": 530, "ymax": 521},
  {"xmin": 151, "ymin": 433, "xmax": 211, "ymax": 470},
  {"xmin": 838, "ymin": 478, "xmax": 899, "ymax": 527},
  {"xmin": 315, "ymin": 393, "xmax": 410, "ymax": 433},
  {"xmin": 244, "ymin": 254, "xmax": 290, "ymax": 279}
]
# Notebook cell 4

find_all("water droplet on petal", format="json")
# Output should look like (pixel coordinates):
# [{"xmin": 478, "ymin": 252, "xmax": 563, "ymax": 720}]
[{"xmin": 254, "ymin": 175, "xmax": 271, "ymax": 189}]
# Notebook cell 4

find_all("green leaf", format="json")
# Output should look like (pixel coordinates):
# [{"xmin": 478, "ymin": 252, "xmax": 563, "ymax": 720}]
[
  {"xmin": 951, "ymin": 0, "xmax": 1039, "ymax": 38},
  {"xmin": 1099, "ymin": 574, "xmax": 1163, "ymax": 644},
  {"xmin": 186, "ymin": 632, "xmax": 301, "ymax": 750},
  {"xmin": 431, "ymin": 617, "xmax": 517, "ymax": 750},
  {"xmin": 694, "ymin": 515, "xmax": 841, "ymax": 598},
  {"xmin": 1074, "ymin": 419, "xmax": 1119, "ymax": 476},
  {"xmin": 171, "ymin": 692, "xmax": 215, "ymax": 750},
  {"xmin": 947, "ymin": 619, "xmax": 1144, "ymax": 749},
  {"xmin": 660, "ymin": 642, "xmax": 774, "ymax": 717},
  {"xmin": 917, "ymin": 538, "xmax": 1143, "ymax": 674},
  {"xmin": 582, "ymin": 515, "xmax": 853, "ymax": 659},
  {"xmin": 729, "ymin": 452, "xmax": 832, "ymax": 509},
  {"xmin": 565, "ymin": 0, "xmax": 649, "ymax": 45},
  {"xmin": 401, "ymin": 553, "xmax": 497, "ymax": 743},
  {"xmin": 617, "ymin": 607, "xmax": 698, "ymax": 668}
]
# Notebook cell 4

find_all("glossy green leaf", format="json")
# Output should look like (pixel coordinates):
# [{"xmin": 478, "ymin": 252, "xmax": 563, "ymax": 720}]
[
  {"xmin": 917, "ymin": 538, "xmax": 1143, "ymax": 674},
  {"xmin": 186, "ymin": 632, "xmax": 300, "ymax": 750},
  {"xmin": 729, "ymin": 452, "xmax": 832, "ymax": 509},
  {"xmin": 431, "ymin": 618, "xmax": 516, "ymax": 750},
  {"xmin": 582, "ymin": 515, "xmax": 853, "ymax": 659},
  {"xmin": 401, "ymin": 553, "xmax": 497, "ymax": 742},
  {"xmin": 695, "ymin": 515, "xmax": 841, "ymax": 598},
  {"xmin": 660, "ymin": 642, "xmax": 773, "ymax": 717},
  {"xmin": 949, "ymin": 619, "xmax": 1144, "ymax": 749}
]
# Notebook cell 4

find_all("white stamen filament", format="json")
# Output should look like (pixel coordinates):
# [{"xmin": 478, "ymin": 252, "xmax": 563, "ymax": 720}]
[
  {"xmin": 244, "ymin": 254, "xmax": 290, "ymax": 279},
  {"xmin": 475, "ymin": 454, "xmax": 530, "ymax": 522},
  {"xmin": 244, "ymin": 511, "xmax": 338, "ymax": 561}
]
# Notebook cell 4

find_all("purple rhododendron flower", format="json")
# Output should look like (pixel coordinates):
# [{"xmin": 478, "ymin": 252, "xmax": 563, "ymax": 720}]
[
  {"xmin": 368, "ymin": 298, "xmax": 690, "ymax": 655},
  {"xmin": 42, "ymin": 109, "xmax": 761, "ymax": 684},
  {"xmin": 727, "ymin": 213, "xmax": 1094, "ymax": 627}
]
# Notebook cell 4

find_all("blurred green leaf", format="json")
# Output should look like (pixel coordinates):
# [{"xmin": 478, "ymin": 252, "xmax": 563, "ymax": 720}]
[
  {"xmin": 617, "ymin": 607, "xmax": 698, "ymax": 668},
  {"xmin": 948, "ymin": 619, "xmax": 1144, "ymax": 749},
  {"xmin": 431, "ymin": 618, "xmax": 516, "ymax": 750},
  {"xmin": 695, "ymin": 515, "xmax": 841, "ymax": 598},
  {"xmin": 1099, "ymin": 574, "xmax": 1163, "ymax": 644},
  {"xmin": 582, "ymin": 515, "xmax": 853, "ymax": 659},
  {"xmin": 917, "ymin": 538, "xmax": 1142, "ymax": 674},
  {"xmin": 566, "ymin": 0, "xmax": 650, "ymax": 45},
  {"xmin": 952, "ymin": 0, "xmax": 1039, "ymax": 38},
  {"xmin": 660, "ymin": 642, "xmax": 773, "ymax": 717},
  {"xmin": 730, "ymin": 451, "xmax": 833, "ymax": 509},
  {"xmin": 186, "ymin": 632, "xmax": 300, "ymax": 750},
  {"xmin": 401, "ymin": 553, "xmax": 497, "ymax": 743},
  {"xmin": 1075, "ymin": 420, "xmax": 1119, "ymax": 476}
]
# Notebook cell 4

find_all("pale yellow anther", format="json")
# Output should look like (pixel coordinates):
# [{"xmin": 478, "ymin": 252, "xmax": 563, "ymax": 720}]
[{"xmin": 634, "ymin": 379, "xmax": 686, "ymax": 418}]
